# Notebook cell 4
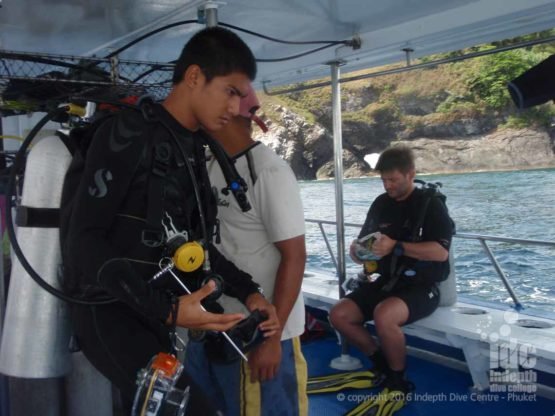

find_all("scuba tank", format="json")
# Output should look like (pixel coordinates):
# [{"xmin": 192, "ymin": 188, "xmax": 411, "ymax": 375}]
[
  {"xmin": 0, "ymin": 133, "xmax": 72, "ymax": 378},
  {"xmin": 0, "ymin": 131, "xmax": 114, "ymax": 416}
]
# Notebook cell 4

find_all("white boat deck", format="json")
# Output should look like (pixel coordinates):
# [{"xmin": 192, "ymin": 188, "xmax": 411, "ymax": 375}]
[{"xmin": 302, "ymin": 269, "xmax": 555, "ymax": 397}]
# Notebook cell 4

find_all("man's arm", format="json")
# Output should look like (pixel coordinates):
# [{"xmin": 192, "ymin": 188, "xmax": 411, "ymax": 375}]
[
  {"xmin": 243, "ymin": 235, "xmax": 306, "ymax": 330},
  {"xmin": 248, "ymin": 234, "xmax": 306, "ymax": 382},
  {"xmin": 372, "ymin": 237, "xmax": 448, "ymax": 261},
  {"xmin": 271, "ymin": 235, "xmax": 307, "ymax": 336},
  {"xmin": 246, "ymin": 156, "xmax": 307, "ymax": 382},
  {"xmin": 398, "ymin": 240, "xmax": 448, "ymax": 261},
  {"xmin": 372, "ymin": 195, "xmax": 452, "ymax": 261}
]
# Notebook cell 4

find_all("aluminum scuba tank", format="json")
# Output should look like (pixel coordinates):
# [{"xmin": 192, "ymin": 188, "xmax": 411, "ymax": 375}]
[
  {"xmin": 0, "ymin": 130, "xmax": 114, "ymax": 415},
  {"xmin": 0, "ymin": 134, "xmax": 72, "ymax": 377}
]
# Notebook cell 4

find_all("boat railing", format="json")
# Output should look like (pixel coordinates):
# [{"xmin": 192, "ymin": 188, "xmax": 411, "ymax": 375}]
[{"xmin": 305, "ymin": 218, "xmax": 555, "ymax": 310}]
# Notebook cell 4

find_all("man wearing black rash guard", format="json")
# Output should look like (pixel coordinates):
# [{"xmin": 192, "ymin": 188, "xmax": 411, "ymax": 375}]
[
  {"xmin": 330, "ymin": 146, "xmax": 453, "ymax": 416},
  {"xmin": 64, "ymin": 27, "xmax": 278, "ymax": 414}
]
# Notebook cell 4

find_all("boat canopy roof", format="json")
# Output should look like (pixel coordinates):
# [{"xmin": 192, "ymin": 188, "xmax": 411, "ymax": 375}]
[{"xmin": 2, "ymin": 0, "xmax": 555, "ymax": 89}]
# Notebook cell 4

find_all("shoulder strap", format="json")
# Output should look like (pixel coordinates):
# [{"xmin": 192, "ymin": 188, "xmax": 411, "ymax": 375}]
[
  {"xmin": 199, "ymin": 131, "xmax": 252, "ymax": 212},
  {"xmin": 244, "ymin": 143, "xmax": 260, "ymax": 185},
  {"xmin": 146, "ymin": 140, "xmax": 172, "ymax": 229},
  {"xmin": 411, "ymin": 189, "xmax": 435, "ymax": 242},
  {"xmin": 246, "ymin": 151, "xmax": 257, "ymax": 185},
  {"xmin": 230, "ymin": 141, "xmax": 261, "ymax": 186}
]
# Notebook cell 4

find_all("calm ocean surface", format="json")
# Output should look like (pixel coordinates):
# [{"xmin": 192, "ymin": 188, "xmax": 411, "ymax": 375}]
[{"xmin": 299, "ymin": 169, "xmax": 555, "ymax": 314}]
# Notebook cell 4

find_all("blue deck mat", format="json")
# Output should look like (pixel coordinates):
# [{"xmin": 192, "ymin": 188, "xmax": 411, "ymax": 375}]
[{"xmin": 302, "ymin": 337, "xmax": 555, "ymax": 416}]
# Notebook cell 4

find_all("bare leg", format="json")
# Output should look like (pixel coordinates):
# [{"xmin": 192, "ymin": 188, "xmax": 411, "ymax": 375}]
[
  {"xmin": 373, "ymin": 297, "xmax": 409, "ymax": 371},
  {"xmin": 329, "ymin": 298, "xmax": 379, "ymax": 356}
]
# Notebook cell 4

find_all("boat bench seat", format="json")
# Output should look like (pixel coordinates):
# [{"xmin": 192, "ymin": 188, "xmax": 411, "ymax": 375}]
[
  {"xmin": 405, "ymin": 301, "xmax": 555, "ymax": 389},
  {"xmin": 302, "ymin": 272, "xmax": 555, "ymax": 391}
]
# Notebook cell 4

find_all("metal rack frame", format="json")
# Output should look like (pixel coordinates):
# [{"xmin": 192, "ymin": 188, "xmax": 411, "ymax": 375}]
[{"xmin": 0, "ymin": 50, "xmax": 175, "ymax": 115}]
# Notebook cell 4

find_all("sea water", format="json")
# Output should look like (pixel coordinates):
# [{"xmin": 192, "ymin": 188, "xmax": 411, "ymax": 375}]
[{"xmin": 300, "ymin": 168, "xmax": 555, "ymax": 314}]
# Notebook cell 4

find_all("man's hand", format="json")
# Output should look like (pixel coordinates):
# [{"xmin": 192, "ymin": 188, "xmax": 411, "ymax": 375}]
[
  {"xmin": 372, "ymin": 233, "xmax": 396, "ymax": 257},
  {"xmin": 349, "ymin": 239, "xmax": 364, "ymax": 264},
  {"xmin": 248, "ymin": 336, "xmax": 282, "ymax": 383},
  {"xmin": 172, "ymin": 280, "xmax": 245, "ymax": 331},
  {"xmin": 245, "ymin": 292, "xmax": 280, "ymax": 338}
]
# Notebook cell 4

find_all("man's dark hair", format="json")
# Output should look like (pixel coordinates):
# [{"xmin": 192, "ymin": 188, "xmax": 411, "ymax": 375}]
[
  {"xmin": 375, "ymin": 146, "xmax": 415, "ymax": 173},
  {"xmin": 172, "ymin": 27, "xmax": 257, "ymax": 84}
]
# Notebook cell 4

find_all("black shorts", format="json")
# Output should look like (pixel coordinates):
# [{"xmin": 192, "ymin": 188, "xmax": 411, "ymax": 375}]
[{"xmin": 345, "ymin": 280, "xmax": 440, "ymax": 325}]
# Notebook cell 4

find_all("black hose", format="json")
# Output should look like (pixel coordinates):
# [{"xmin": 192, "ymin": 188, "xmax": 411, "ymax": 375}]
[
  {"xmin": 104, "ymin": 20, "xmax": 200, "ymax": 59},
  {"xmin": 254, "ymin": 43, "xmax": 340, "ymax": 63},
  {"xmin": 6, "ymin": 106, "xmax": 116, "ymax": 305},
  {"xmin": 219, "ymin": 22, "xmax": 351, "ymax": 46},
  {"xmin": 108, "ymin": 20, "xmax": 354, "ymax": 80},
  {"xmin": 104, "ymin": 20, "xmax": 349, "ymax": 60}
]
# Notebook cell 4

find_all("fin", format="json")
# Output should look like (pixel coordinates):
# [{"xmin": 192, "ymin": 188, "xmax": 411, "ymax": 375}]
[
  {"xmin": 343, "ymin": 387, "xmax": 406, "ymax": 416},
  {"xmin": 307, "ymin": 370, "xmax": 382, "ymax": 394}
]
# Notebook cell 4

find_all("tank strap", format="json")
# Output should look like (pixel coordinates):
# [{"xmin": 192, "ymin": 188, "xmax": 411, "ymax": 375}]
[{"xmin": 16, "ymin": 206, "xmax": 59, "ymax": 228}]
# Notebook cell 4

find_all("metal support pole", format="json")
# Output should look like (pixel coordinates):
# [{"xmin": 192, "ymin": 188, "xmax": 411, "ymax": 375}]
[
  {"xmin": 402, "ymin": 47, "xmax": 414, "ymax": 66},
  {"xmin": 0, "ymin": 116, "xmax": 10, "ymax": 416},
  {"xmin": 478, "ymin": 239, "xmax": 523, "ymax": 310},
  {"xmin": 200, "ymin": 1, "xmax": 220, "ymax": 28},
  {"xmin": 318, "ymin": 222, "xmax": 338, "ymax": 271},
  {"xmin": 328, "ymin": 61, "xmax": 361, "ymax": 371},
  {"xmin": 205, "ymin": 5, "xmax": 219, "ymax": 27},
  {"xmin": 330, "ymin": 61, "xmax": 346, "ymax": 299},
  {"xmin": 109, "ymin": 55, "xmax": 119, "ymax": 84}
]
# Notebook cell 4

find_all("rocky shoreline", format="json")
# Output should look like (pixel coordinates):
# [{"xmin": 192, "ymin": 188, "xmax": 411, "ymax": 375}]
[{"xmin": 254, "ymin": 103, "xmax": 555, "ymax": 179}]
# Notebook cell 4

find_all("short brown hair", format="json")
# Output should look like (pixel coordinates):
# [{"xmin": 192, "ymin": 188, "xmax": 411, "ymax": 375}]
[{"xmin": 375, "ymin": 146, "xmax": 415, "ymax": 173}]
